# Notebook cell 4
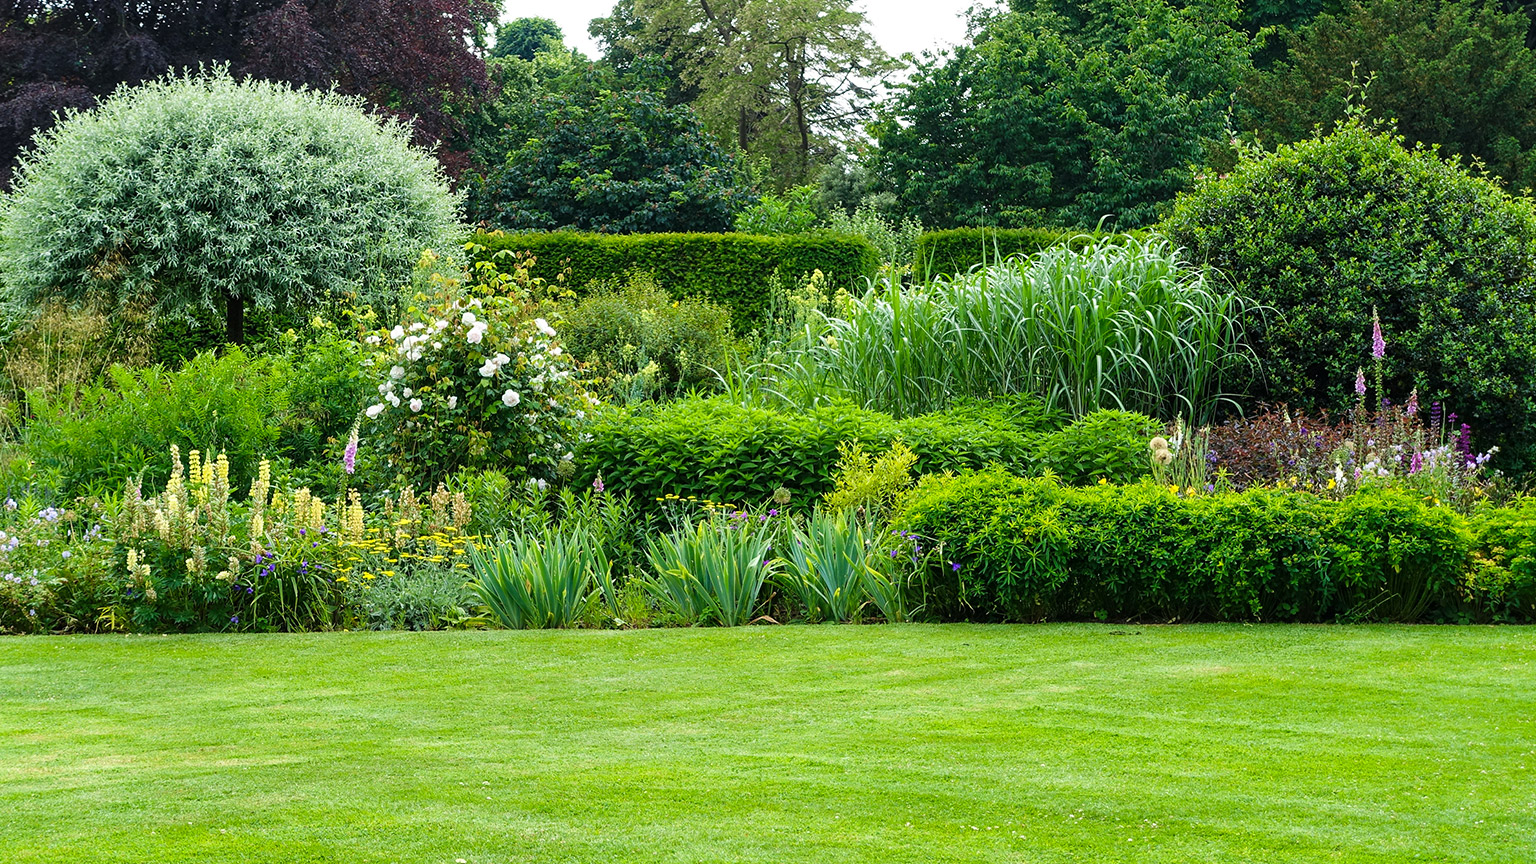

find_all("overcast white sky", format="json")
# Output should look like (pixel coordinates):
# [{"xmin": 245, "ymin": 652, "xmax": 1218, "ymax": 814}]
[{"xmin": 499, "ymin": 0, "xmax": 980, "ymax": 62}]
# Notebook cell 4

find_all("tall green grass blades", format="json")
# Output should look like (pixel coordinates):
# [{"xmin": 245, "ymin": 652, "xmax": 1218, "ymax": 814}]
[
  {"xmin": 778, "ymin": 511, "xmax": 876, "ymax": 623},
  {"xmin": 469, "ymin": 527, "xmax": 608, "ymax": 629},
  {"xmin": 798, "ymin": 236, "xmax": 1260, "ymax": 422},
  {"xmin": 642, "ymin": 521, "xmax": 776, "ymax": 626},
  {"xmin": 862, "ymin": 566, "xmax": 910, "ymax": 624}
]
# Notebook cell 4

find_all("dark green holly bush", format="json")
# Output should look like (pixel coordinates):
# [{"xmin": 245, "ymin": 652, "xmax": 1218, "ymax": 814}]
[
  {"xmin": 1163, "ymin": 121, "xmax": 1536, "ymax": 475},
  {"xmin": 468, "ymin": 230, "xmax": 879, "ymax": 331},
  {"xmin": 897, "ymin": 470, "xmax": 1485, "ymax": 623}
]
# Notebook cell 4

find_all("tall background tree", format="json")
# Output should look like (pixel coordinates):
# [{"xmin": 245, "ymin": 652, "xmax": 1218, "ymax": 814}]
[
  {"xmin": 0, "ymin": 0, "xmax": 496, "ymax": 186},
  {"xmin": 465, "ymin": 65, "xmax": 756, "ymax": 233},
  {"xmin": 595, "ymin": 0, "xmax": 897, "ymax": 187},
  {"xmin": 491, "ymin": 17, "xmax": 567, "ymax": 61},
  {"xmin": 1239, "ymin": 0, "xmax": 1536, "ymax": 192},
  {"xmin": 875, "ymin": 0, "xmax": 1253, "ymax": 229}
]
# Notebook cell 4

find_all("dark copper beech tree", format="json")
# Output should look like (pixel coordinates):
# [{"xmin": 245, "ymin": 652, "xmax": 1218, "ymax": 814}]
[{"xmin": 0, "ymin": 0, "xmax": 496, "ymax": 186}]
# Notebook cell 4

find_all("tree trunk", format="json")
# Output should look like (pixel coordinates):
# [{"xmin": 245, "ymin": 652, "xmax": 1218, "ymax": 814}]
[{"xmin": 225, "ymin": 291, "xmax": 244, "ymax": 345}]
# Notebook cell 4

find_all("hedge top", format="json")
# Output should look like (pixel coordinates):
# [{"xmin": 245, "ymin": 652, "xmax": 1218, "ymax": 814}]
[
  {"xmin": 470, "ymin": 230, "xmax": 880, "ymax": 329},
  {"xmin": 913, "ymin": 226, "xmax": 1144, "ymax": 281}
]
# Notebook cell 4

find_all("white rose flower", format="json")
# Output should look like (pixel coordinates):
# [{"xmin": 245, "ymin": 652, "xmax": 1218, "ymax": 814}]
[
  {"xmin": 386, "ymin": 392, "xmax": 401, "ymax": 407},
  {"xmin": 409, "ymin": 322, "xmax": 425, "ymax": 332},
  {"xmin": 493, "ymin": 353, "xmax": 510, "ymax": 366},
  {"xmin": 390, "ymin": 325, "xmax": 405, "ymax": 340},
  {"xmin": 365, "ymin": 334, "xmax": 381, "ymax": 345},
  {"xmin": 550, "ymin": 346, "xmax": 563, "ymax": 357},
  {"xmin": 409, "ymin": 398, "xmax": 423, "ymax": 413},
  {"xmin": 502, "ymin": 390, "xmax": 521, "ymax": 407},
  {"xmin": 462, "ymin": 312, "xmax": 477, "ymax": 326},
  {"xmin": 365, "ymin": 404, "xmax": 385, "ymax": 418},
  {"xmin": 390, "ymin": 365, "xmax": 405, "ymax": 380},
  {"xmin": 479, "ymin": 360, "xmax": 499, "ymax": 378},
  {"xmin": 402, "ymin": 388, "xmax": 413, "ymax": 399},
  {"xmin": 447, "ymin": 395, "xmax": 458, "ymax": 409},
  {"xmin": 535, "ymin": 318, "xmax": 556, "ymax": 337},
  {"xmin": 466, "ymin": 324, "xmax": 486, "ymax": 345}
]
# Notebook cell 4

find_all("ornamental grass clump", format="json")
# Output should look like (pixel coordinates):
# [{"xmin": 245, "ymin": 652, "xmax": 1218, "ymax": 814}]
[
  {"xmin": 788, "ymin": 236, "xmax": 1260, "ymax": 422},
  {"xmin": 468, "ymin": 526, "xmax": 614, "ymax": 630},
  {"xmin": 777, "ymin": 509, "xmax": 895, "ymax": 623},
  {"xmin": 0, "ymin": 67, "xmax": 459, "ymax": 344},
  {"xmin": 642, "ymin": 516, "xmax": 778, "ymax": 626}
]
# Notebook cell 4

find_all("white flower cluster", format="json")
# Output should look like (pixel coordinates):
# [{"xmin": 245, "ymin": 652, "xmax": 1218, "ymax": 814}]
[{"xmin": 363, "ymin": 297, "xmax": 574, "ymax": 424}]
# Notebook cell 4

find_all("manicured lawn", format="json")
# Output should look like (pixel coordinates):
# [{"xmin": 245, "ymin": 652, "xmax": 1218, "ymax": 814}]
[{"xmin": 2, "ymin": 625, "xmax": 1533, "ymax": 863}]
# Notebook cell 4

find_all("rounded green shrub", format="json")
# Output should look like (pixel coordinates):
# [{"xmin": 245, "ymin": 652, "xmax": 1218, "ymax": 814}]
[
  {"xmin": 0, "ymin": 68, "xmax": 461, "ymax": 344},
  {"xmin": 1162, "ymin": 121, "xmax": 1536, "ymax": 474},
  {"xmin": 897, "ymin": 470, "xmax": 1479, "ymax": 623}
]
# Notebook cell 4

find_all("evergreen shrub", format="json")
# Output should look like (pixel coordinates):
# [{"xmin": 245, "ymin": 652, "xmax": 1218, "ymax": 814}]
[
  {"xmin": 1163, "ymin": 121, "xmax": 1536, "ymax": 475},
  {"xmin": 898, "ymin": 470, "xmax": 1486, "ymax": 623}
]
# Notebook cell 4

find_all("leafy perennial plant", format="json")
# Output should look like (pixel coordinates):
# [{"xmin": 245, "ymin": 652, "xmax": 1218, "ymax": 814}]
[{"xmin": 362, "ymin": 248, "xmax": 597, "ymax": 487}]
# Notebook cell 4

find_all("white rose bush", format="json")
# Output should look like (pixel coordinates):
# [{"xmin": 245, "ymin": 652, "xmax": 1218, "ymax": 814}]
[{"xmin": 362, "ymin": 251, "xmax": 594, "ymax": 486}]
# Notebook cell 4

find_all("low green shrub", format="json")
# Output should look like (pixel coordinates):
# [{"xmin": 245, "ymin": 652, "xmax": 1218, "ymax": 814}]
[
  {"xmin": 346, "ymin": 566, "xmax": 478, "ymax": 631},
  {"xmin": 574, "ymin": 396, "xmax": 1150, "ymax": 510},
  {"xmin": 576, "ymin": 397, "xmax": 1052, "ymax": 509},
  {"xmin": 896, "ymin": 471, "xmax": 1480, "ymax": 623},
  {"xmin": 562, "ymin": 275, "xmax": 740, "ymax": 402},
  {"xmin": 1034, "ymin": 410, "xmax": 1161, "ymax": 486},
  {"xmin": 23, "ymin": 347, "xmax": 287, "ymax": 499},
  {"xmin": 468, "ymin": 230, "xmax": 879, "ymax": 330},
  {"xmin": 1466, "ymin": 500, "xmax": 1536, "ymax": 623},
  {"xmin": 913, "ymin": 227, "xmax": 1142, "ymax": 281}
]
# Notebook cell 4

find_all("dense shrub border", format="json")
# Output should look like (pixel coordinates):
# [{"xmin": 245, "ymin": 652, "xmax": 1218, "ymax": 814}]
[
  {"xmin": 897, "ymin": 470, "xmax": 1535, "ymax": 624},
  {"xmin": 469, "ymin": 231, "xmax": 879, "ymax": 329},
  {"xmin": 1163, "ymin": 122, "xmax": 1536, "ymax": 476},
  {"xmin": 912, "ymin": 227, "xmax": 1141, "ymax": 281},
  {"xmin": 574, "ymin": 398, "xmax": 1160, "ymax": 509}
]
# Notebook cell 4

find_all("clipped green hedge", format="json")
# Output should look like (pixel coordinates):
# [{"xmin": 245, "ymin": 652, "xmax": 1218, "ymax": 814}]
[
  {"xmin": 895, "ymin": 471, "xmax": 1526, "ymax": 624},
  {"xmin": 913, "ymin": 227, "xmax": 1143, "ymax": 281},
  {"xmin": 469, "ymin": 230, "xmax": 879, "ymax": 328},
  {"xmin": 574, "ymin": 397, "xmax": 1161, "ymax": 509}
]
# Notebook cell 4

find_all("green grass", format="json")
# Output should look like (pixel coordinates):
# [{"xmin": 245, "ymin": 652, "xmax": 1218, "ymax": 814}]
[{"xmin": 2, "ymin": 625, "xmax": 1532, "ymax": 863}]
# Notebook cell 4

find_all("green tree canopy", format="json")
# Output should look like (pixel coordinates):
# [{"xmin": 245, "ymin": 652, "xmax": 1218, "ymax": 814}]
[
  {"xmin": 874, "ymin": 0, "xmax": 1252, "ymax": 230},
  {"xmin": 491, "ymin": 17, "xmax": 567, "ymax": 61},
  {"xmin": 465, "ymin": 71, "xmax": 756, "ymax": 233},
  {"xmin": 602, "ymin": 0, "xmax": 897, "ymax": 187},
  {"xmin": 0, "ymin": 70, "xmax": 459, "ymax": 344},
  {"xmin": 1240, "ymin": 0, "xmax": 1536, "ymax": 192}
]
